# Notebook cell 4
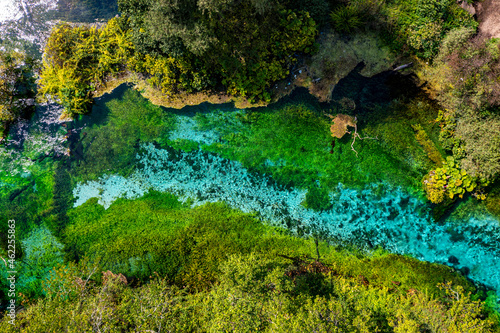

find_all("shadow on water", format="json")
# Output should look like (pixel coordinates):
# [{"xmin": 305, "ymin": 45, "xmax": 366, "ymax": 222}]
[
  {"xmin": 163, "ymin": 100, "xmax": 238, "ymax": 117},
  {"xmin": 93, "ymin": 62, "xmax": 421, "ymax": 123},
  {"xmin": 75, "ymin": 82, "xmax": 133, "ymax": 128},
  {"xmin": 257, "ymin": 62, "xmax": 422, "ymax": 120},
  {"xmin": 331, "ymin": 62, "xmax": 421, "ymax": 112}
]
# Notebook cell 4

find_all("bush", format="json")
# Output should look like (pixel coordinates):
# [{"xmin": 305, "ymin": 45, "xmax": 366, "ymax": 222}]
[
  {"xmin": 330, "ymin": 5, "xmax": 364, "ymax": 33},
  {"xmin": 2, "ymin": 252, "xmax": 494, "ymax": 332},
  {"xmin": 435, "ymin": 26, "xmax": 476, "ymax": 63},
  {"xmin": 446, "ymin": 37, "xmax": 500, "ymax": 110},
  {"xmin": 39, "ymin": 17, "xmax": 134, "ymax": 116},
  {"xmin": 383, "ymin": 0, "xmax": 477, "ymax": 59},
  {"xmin": 455, "ymin": 114, "xmax": 500, "ymax": 180},
  {"xmin": 423, "ymin": 156, "xmax": 487, "ymax": 204}
]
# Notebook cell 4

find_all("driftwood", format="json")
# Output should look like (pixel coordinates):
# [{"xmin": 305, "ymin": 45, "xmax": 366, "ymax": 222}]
[
  {"xmin": 326, "ymin": 113, "xmax": 378, "ymax": 157},
  {"xmin": 393, "ymin": 62, "xmax": 413, "ymax": 72}
]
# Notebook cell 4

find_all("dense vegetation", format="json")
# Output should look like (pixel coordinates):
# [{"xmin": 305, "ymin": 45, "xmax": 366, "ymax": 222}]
[
  {"xmin": 35, "ymin": 0, "xmax": 500, "ymax": 198},
  {"xmin": 423, "ymin": 35, "xmax": 500, "ymax": 184},
  {"xmin": 2, "ymin": 0, "xmax": 500, "ymax": 330},
  {"xmin": 39, "ymin": 0, "xmax": 318, "ymax": 116},
  {"xmin": 1, "ymin": 192, "xmax": 498, "ymax": 331}
]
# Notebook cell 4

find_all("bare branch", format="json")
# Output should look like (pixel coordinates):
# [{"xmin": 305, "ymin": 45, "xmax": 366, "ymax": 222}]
[{"xmin": 350, "ymin": 119, "xmax": 378, "ymax": 157}]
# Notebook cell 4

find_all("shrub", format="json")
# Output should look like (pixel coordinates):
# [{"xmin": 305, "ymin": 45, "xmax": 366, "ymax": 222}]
[
  {"xmin": 383, "ymin": 0, "xmax": 477, "ymax": 59},
  {"xmin": 423, "ymin": 156, "xmax": 487, "ymax": 204},
  {"xmin": 39, "ymin": 18, "xmax": 134, "ymax": 116},
  {"xmin": 435, "ymin": 26, "xmax": 476, "ymax": 63},
  {"xmin": 330, "ymin": 5, "xmax": 364, "ymax": 34},
  {"xmin": 455, "ymin": 113, "xmax": 500, "ymax": 180},
  {"xmin": 446, "ymin": 37, "xmax": 500, "ymax": 110}
]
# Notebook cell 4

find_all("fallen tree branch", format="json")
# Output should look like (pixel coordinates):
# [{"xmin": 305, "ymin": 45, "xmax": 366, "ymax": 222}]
[
  {"xmin": 393, "ymin": 62, "xmax": 413, "ymax": 72},
  {"xmin": 350, "ymin": 118, "xmax": 378, "ymax": 157}
]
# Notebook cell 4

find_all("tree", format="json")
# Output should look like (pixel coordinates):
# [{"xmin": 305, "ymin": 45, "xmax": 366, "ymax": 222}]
[
  {"xmin": 39, "ymin": 18, "xmax": 134, "ymax": 116},
  {"xmin": 119, "ymin": 0, "xmax": 317, "ymax": 102}
]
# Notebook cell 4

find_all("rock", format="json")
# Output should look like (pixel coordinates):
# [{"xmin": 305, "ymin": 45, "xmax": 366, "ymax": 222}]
[
  {"xmin": 475, "ymin": 0, "xmax": 500, "ymax": 38},
  {"xmin": 327, "ymin": 113, "xmax": 357, "ymax": 139},
  {"xmin": 460, "ymin": 266, "xmax": 470, "ymax": 276},
  {"xmin": 458, "ymin": 0, "xmax": 476, "ymax": 16},
  {"xmin": 102, "ymin": 270, "xmax": 128, "ymax": 285},
  {"xmin": 448, "ymin": 255, "xmax": 460, "ymax": 264}
]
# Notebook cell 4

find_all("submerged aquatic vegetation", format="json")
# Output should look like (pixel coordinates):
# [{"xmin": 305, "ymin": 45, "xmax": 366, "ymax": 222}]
[
  {"xmin": 71, "ymin": 142, "xmax": 500, "ymax": 296},
  {"xmin": 70, "ymin": 88, "xmax": 175, "ymax": 182}
]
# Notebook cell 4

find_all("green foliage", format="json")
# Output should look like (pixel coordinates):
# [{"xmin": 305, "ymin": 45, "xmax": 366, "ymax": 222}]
[
  {"xmin": 39, "ymin": 17, "xmax": 134, "ymax": 116},
  {"xmin": 283, "ymin": 0, "xmax": 331, "ymax": 27},
  {"xmin": 435, "ymin": 109, "xmax": 463, "ymax": 155},
  {"xmin": 120, "ymin": 0, "xmax": 317, "ymax": 102},
  {"xmin": 137, "ymin": 53, "xmax": 214, "ymax": 96},
  {"xmin": 119, "ymin": 0, "xmax": 214, "ymax": 57},
  {"xmin": 423, "ymin": 156, "xmax": 487, "ymax": 204},
  {"xmin": 485, "ymin": 290, "xmax": 500, "ymax": 324},
  {"xmin": 2, "ymin": 251, "xmax": 494, "ymax": 332},
  {"xmin": 216, "ymin": 7, "xmax": 317, "ymax": 102},
  {"xmin": 455, "ymin": 114, "xmax": 500, "ymax": 180},
  {"xmin": 423, "ymin": 36, "xmax": 500, "ymax": 185},
  {"xmin": 434, "ymin": 106, "xmax": 500, "ymax": 182},
  {"xmin": 42, "ymin": 0, "xmax": 318, "ymax": 112},
  {"xmin": 447, "ymin": 37, "xmax": 500, "ymax": 110},
  {"xmin": 435, "ymin": 26, "xmax": 476, "ymax": 63},
  {"xmin": 383, "ymin": 0, "xmax": 477, "ymax": 59},
  {"xmin": 118, "ymin": 0, "xmax": 279, "ymax": 57},
  {"xmin": 330, "ymin": 5, "xmax": 364, "ymax": 34}
]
